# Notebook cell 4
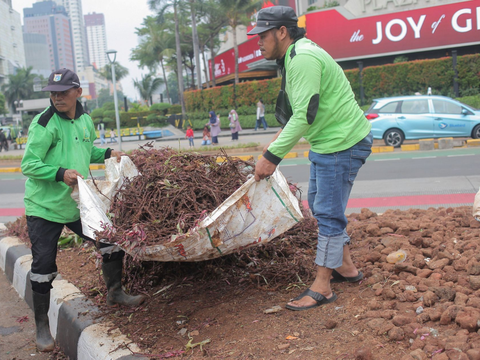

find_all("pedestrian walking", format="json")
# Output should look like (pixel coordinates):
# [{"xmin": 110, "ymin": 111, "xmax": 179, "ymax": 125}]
[
  {"xmin": 228, "ymin": 109, "xmax": 242, "ymax": 140},
  {"xmin": 97, "ymin": 120, "xmax": 106, "ymax": 145},
  {"xmin": 249, "ymin": 6, "xmax": 373, "ymax": 311},
  {"xmin": 256, "ymin": 100, "xmax": 267, "ymax": 130},
  {"xmin": 21, "ymin": 68, "xmax": 145, "ymax": 352},
  {"xmin": 110, "ymin": 128, "xmax": 117, "ymax": 143}
]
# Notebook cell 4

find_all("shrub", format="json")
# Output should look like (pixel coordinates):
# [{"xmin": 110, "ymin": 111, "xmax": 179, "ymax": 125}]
[
  {"xmin": 150, "ymin": 103, "xmax": 171, "ymax": 115},
  {"xmin": 103, "ymin": 110, "xmax": 116, "ymax": 120},
  {"xmin": 102, "ymin": 102, "xmax": 115, "ymax": 111},
  {"xmin": 169, "ymin": 104, "xmax": 182, "ymax": 114},
  {"xmin": 90, "ymin": 108, "xmax": 104, "ymax": 119}
]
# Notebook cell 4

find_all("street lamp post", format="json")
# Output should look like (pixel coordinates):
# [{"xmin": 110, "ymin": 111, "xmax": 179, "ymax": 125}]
[{"xmin": 106, "ymin": 49, "xmax": 122, "ymax": 151}]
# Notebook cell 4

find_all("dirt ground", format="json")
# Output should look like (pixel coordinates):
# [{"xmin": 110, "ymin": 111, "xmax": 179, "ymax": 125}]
[{"xmin": 45, "ymin": 205, "xmax": 480, "ymax": 360}]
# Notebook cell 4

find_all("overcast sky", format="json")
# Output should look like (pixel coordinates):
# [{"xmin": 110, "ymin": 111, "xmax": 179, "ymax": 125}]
[{"xmin": 12, "ymin": 0, "xmax": 154, "ymax": 100}]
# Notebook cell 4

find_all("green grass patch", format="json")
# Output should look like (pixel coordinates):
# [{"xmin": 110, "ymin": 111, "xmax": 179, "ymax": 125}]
[{"xmin": 0, "ymin": 155, "xmax": 23, "ymax": 161}]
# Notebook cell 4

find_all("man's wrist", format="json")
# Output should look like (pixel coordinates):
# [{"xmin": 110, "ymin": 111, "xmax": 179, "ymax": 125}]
[
  {"xmin": 56, "ymin": 167, "xmax": 67, "ymax": 182},
  {"xmin": 105, "ymin": 148, "xmax": 112, "ymax": 159},
  {"xmin": 263, "ymin": 150, "xmax": 282, "ymax": 165}
]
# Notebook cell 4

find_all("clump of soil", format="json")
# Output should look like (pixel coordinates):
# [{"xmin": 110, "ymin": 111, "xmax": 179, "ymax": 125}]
[{"xmin": 53, "ymin": 205, "xmax": 480, "ymax": 359}]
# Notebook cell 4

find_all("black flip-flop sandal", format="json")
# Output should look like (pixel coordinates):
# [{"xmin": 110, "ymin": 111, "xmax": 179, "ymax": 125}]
[
  {"xmin": 286, "ymin": 289, "xmax": 337, "ymax": 311},
  {"xmin": 330, "ymin": 270, "xmax": 363, "ymax": 284}
]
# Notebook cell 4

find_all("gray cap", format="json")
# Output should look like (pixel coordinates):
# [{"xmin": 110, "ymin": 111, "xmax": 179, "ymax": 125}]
[
  {"xmin": 42, "ymin": 68, "xmax": 80, "ymax": 92},
  {"xmin": 247, "ymin": 6, "xmax": 298, "ymax": 35}
]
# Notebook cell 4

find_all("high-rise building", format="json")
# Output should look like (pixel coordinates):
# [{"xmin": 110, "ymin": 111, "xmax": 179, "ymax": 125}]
[
  {"xmin": 84, "ymin": 12, "xmax": 107, "ymax": 70},
  {"xmin": 23, "ymin": 1, "xmax": 75, "ymax": 71},
  {"xmin": 0, "ymin": 0, "xmax": 26, "ymax": 86},
  {"xmin": 23, "ymin": 33, "xmax": 51, "ymax": 78},
  {"xmin": 53, "ymin": 0, "xmax": 89, "ymax": 71}
]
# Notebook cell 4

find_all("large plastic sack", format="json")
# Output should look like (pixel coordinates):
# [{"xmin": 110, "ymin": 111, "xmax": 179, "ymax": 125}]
[
  {"xmin": 77, "ymin": 158, "xmax": 304, "ymax": 262},
  {"xmin": 77, "ymin": 156, "xmax": 139, "ymax": 240},
  {"xmin": 474, "ymin": 188, "xmax": 480, "ymax": 222}
]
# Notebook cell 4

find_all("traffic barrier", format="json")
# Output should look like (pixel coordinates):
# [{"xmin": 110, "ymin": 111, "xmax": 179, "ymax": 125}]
[
  {"xmin": 401, "ymin": 144, "xmax": 420, "ymax": 151},
  {"xmin": 438, "ymin": 138, "xmax": 454, "ymax": 149},
  {"xmin": 419, "ymin": 139, "xmax": 435, "ymax": 151},
  {"xmin": 372, "ymin": 146, "xmax": 394, "ymax": 153},
  {"xmin": 467, "ymin": 139, "xmax": 480, "ymax": 147}
]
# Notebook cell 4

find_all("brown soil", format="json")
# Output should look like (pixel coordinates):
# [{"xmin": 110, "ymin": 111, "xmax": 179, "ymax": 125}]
[{"xmin": 54, "ymin": 206, "xmax": 480, "ymax": 360}]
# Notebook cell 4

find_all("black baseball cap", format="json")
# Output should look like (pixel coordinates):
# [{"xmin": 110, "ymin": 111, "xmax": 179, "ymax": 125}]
[
  {"xmin": 42, "ymin": 68, "xmax": 80, "ymax": 92},
  {"xmin": 247, "ymin": 6, "xmax": 298, "ymax": 35}
]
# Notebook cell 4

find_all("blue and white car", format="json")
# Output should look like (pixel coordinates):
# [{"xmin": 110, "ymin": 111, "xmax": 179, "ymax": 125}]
[{"xmin": 365, "ymin": 95, "xmax": 480, "ymax": 147}]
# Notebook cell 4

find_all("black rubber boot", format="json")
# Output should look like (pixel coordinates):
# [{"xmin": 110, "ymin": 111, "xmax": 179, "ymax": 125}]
[
  {"xmin": 102, "ymin": 259, "xmax": 146, "ymax": 307},
  {"xmin": 32, "ymin": 291, "xmax": 55, "ymax": 352}
]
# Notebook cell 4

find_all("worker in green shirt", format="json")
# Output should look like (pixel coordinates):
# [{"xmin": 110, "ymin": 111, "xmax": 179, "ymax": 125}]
[
  {"xmin": 249, "ymin": 6, "xmax": 373, "ymax": 311},
  {"xmin": 21, "ymin": 68, "xmax": 145, "ymax": 352}
]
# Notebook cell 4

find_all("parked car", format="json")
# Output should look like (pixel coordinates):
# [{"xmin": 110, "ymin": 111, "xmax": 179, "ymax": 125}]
[{"xmin": 365, "ymin": 95, "xmax": 480, "ymax": 147}]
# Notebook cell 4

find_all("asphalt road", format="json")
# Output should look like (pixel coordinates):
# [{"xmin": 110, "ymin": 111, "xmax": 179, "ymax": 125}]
[{"xmin": 1, "ymin": 146, "xmax": 480, "ymax": 223}]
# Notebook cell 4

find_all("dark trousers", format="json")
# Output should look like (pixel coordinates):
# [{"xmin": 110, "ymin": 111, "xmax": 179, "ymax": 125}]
[
  {"xmin": 27, "ymin": 216, "xmax": 124, "ymax": 294},
  {"xmin": 231, "ymin": 132, "xmax": 239, "ymax": 140},
  {"xmin": 212, "ymin": 136, "xmax": 218, "ymax": 144}
]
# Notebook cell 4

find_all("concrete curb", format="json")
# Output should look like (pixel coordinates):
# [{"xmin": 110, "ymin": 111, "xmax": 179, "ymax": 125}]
[{"xmin": 0, "ymin": 229, "xmax": 148, "ymax": 360}]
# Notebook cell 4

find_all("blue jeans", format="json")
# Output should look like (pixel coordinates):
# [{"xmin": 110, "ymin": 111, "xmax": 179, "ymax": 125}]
[
  {"xmin": 255, "ymin": 117, "xmax": 267, "ymax": 130},
  {"xmin": 308, "ymin": 132, "xmax": 373, "ymax": 268}
]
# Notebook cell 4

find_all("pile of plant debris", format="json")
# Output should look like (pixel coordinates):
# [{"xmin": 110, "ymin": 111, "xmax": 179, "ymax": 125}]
[{"xmin": 96, "ymin": 146, "xmax": 260, "ymax": 249}]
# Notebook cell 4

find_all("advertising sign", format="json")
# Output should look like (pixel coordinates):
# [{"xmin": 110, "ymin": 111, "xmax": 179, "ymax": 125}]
[
  {"xmin": 210, "ymin": 2, "xmax": 480, "ymax": 80},
  {"xmin": 209, "ymin": 36, "xmax": 263, "ymax": 80},
  {"xmin": 306, "ymin": 2, "xmax": 480, "ymax": 61}
]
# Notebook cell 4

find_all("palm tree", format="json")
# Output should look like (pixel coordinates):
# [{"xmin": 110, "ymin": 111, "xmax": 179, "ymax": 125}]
[
  {"xmin": 133, "ymin": 73, "xmax": 164, "ymax": 106},
  {"xmin": 199, "ymin": 0, "xmax": 229, "ymax": 87},
  {"xmin": 131, "ymin": 16, "xmax": 175, "ymax": 103},
  {"xmin": 219, "ymin": 0, "xmax": 261, "ymax": 84},
  {"xmin": 100, "ymin": 62, "xmax": 129, "ymax": 82},
  {"xmin": 149, "ymin": 0, "xmax": 187, "ymax": 120},
  {"xmin": 1, "ymin": 67, "xmax": 36, "ymax": 112},
  {"xmin": 186, "ymin": 0, "xmax": 203, "ymax": 90}
]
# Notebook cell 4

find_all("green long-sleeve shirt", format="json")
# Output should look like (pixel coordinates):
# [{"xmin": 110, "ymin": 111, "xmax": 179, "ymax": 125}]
[
  {"xmin": 21, "ymin": 101, "xmax": 109, "ymax": 223},
  {"xmin": 264, "ymin": 38, "xmax": 371, "ymax": 165}
]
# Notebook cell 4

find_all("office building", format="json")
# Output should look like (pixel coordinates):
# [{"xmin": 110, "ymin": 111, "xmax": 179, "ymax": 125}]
[
  {"xmin": 54, "ymin": 0, "xmax": 90, "ymax": 71},
  {"xmin": 84, "ymin": 12, "xmax": 108, "ymax": 70},
  {"xmin": 0, "ymin": 0, "xmax": 26, "ymax": 86},
  {"xmin": 23, "ymin": 33, "xmax": 51, "ymax": 78},
  {"xmin": 23, "ymin": 1, "xmax": 75, "ymax": 71}
]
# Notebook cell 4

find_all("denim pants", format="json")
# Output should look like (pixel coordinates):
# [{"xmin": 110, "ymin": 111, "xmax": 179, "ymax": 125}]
[{"xmin": 307, "ymin": 132, "xmax": 373, "ymax": 269}]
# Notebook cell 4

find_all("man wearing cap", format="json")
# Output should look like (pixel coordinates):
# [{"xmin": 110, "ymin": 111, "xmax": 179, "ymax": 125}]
[
  {"xmin": 250, "ymin": 6, "xmax": 373, "ymax": 311},
  {"xmin": 21, "ymin": 68, "xmax": 145, "ymax": 352}
]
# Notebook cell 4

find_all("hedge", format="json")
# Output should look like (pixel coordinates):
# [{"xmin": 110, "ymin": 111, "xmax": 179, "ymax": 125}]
[{"xmin": 184, "ymin": 53, "xmax": 480, "ymax": 112}]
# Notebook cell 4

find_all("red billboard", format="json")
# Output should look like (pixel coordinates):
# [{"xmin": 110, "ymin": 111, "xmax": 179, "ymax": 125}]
[
  {"xmin": 210, "ymin": 2, "xmax": 480, "ymax": 80},
  {"xmin": 305, "ymin": 2, "xmax": 480, "ymax": 61}
]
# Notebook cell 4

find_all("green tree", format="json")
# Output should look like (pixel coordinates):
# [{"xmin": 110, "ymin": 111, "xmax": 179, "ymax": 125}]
[
  {"xmin": 0, "ymin": 93, "xmax": 6, "ymax": 115},
  {"xmin": 219, "ymin": 0, "xmax": 261, "ymax": 84},
  {"xmin": 100, "ymin": 62, "xmax": 130, "ymax": 82},
  {"xmin": 96, "ymin": 88, "xmax": 126, "ymax": 109},
  {"xmin": 131, "ymin": 16, "xmax": 175, "ymax": 103},
  {"xmin": 149, "ymin": 0, "xmax": 187, "ymax": 119},
  {"xmin": 133, "ymin": 73, "xmax": 164, "ymax": 105},
  {"xmin": 199, "ymin": 0, "xmax": 229, "ymax": 87},
  {"xmin": 1, "ymin": 67, "xmax": 37, "ymax": 112}
]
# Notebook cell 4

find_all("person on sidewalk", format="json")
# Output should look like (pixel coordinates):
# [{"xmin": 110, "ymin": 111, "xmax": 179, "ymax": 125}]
[
  {"xmin": 110, "ymin": 128, "xmax": 117, "ymax": 143},
  {"xmin": 208, "ymin": 111, "xmax": 221, "ymax": 145},
  {"xmin": 228, "ymin": 109, "xmax": 242, "ymax": 141},
  {"xmin": 249, "ymin": 6, "xmax": 372, "ymax": 311},
  {"xmin": 0, "ymin": 129, "xmax": 8, "ymax": 152},
  {"xmin": 185, "ymin": 125, "xmax": 194, "ymax": 147},
  {"xmin": 21, "ymin": 68, "xmax": 146, "ymax": 352},
  {"xmin": 201, "ymin": 125, "xmax": 211, "ymax": 145},
  {"xmin": 255, "ymin": 100, "xmax": 267, "ymax": 130},
  {"xmin": 97, "ymin": 120, "xmax": 106, "ymax": 145}
]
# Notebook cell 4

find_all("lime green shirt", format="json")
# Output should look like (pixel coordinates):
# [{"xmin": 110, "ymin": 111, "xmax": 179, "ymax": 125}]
[
  {"xmin": 21, "ymin": 102, "xmax": 108, "ymax": 223},
  {"xmin": 266, "ymin": 38, "xmax": 371, "ymax": 163}
]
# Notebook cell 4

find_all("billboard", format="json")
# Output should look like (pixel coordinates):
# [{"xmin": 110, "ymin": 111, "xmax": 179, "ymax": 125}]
[
  {"xmin": 210, "ymin": 2, "xmax": 480, "ymax": 80},
  {"xmin": 305, "ymin": 1, "xmax": 480, "ymax": 61}
]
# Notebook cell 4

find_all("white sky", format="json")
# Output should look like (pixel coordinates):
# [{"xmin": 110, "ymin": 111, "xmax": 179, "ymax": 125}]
[{"xmin": 12, "ymin": 0, "xmax": 154, "ymax": 100}]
